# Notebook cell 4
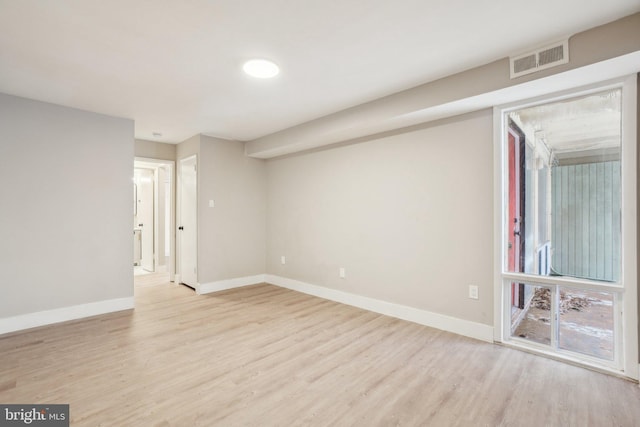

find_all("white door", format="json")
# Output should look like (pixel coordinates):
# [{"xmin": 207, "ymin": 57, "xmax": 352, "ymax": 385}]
[
  {"xmin": 137, "ymin": 168, "xmax": 155, "ymax": 272},
  {"xmin": 179, "ymin": 155, "xmax": 198, "ymax": 287}
]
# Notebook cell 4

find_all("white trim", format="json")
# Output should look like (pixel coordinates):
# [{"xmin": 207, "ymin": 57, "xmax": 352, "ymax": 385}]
[
  {"xmin": 501, "ymin": 272, "xmax": 622, "ymax": 290},
  {"xmin": 493, "ymin": 106, "xmax": 505, "ymax": 342},
  {"xmin": 0, "ymin": 297, "xmax": 135, "ymax": 336},
  {"xmin": 620, "ymin": 74, "xmax": 638, "ymax": 380},
  {"xmin": 265, "ymin": 275, "xmax": 494, "ymax": 343},
  {"xmin": 194, "ymin": 273, "xmax": 494, "ymax": 341},
  {"xmin": 135, "ymin": 156, "xmax": 175, "ymax": 165},
  {"xmin": 198, "ymin": 274, "xmax": 266, "ymax": 295}
]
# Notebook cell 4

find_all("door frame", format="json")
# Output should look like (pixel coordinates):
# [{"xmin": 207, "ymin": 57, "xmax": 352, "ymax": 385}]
[
  {"xmin": 507, "ymin": 124, "xmax": 526, "ymax": 310},
  {"xmin": 492, "ymin": 75, "xmax": 638, "ymax": 379},
  {"xmin": 135, "ymin": 167, "xmax": 155, "ymax": 272},
  {"xmin": 134, "ymin": 157, "xmax": 176, "ymax": 282}
]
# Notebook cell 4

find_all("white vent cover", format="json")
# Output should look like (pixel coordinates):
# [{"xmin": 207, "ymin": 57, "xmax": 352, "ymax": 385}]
[{"xmin": 510, "ymin": 40, "xmax": 569, "ymax": 79}]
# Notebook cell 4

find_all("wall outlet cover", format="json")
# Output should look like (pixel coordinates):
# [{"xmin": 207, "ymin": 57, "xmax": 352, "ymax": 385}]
[{"xmin": 469, "ymin": 285, "xmax": 479, "ymax": 300}]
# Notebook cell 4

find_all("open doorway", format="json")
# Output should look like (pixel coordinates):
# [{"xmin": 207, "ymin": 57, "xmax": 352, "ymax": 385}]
[{"xmin": 133, "ymin": 158, "xmax": 175, "ymax": 281}]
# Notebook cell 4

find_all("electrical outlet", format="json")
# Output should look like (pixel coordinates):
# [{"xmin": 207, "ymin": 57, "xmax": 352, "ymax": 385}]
[
  {"xmin": 339, "ymin": 267, "xmax": 346, "ymax": 279},
  {"xmin": 281, "ymin": 256, "xmax": 286, "ymax": 265},
  {"xmin": 208, "ymin": 199, "xmax": 215, "ymax": 208},
  {"xmin": 469, "ymin": 285, "xmax": 479, "ymax": 300}
]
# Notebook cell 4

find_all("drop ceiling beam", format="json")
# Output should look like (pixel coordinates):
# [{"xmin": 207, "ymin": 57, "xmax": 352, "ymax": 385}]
[{"xmin": 245, "ymin": 13, "xmax": 640, "ymax": 159}]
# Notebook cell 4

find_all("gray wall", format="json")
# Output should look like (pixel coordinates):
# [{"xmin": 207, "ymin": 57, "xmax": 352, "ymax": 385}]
[
  {"xmin": 266, "ymin": 111, "xmax": 494, "ymax": 326},
  {"xmin": 0, "ymin": 93, "xmax": 134, "ymax": 317},
  {"xmin": 198, "ymin": 136, "xmax": 267, "ymax": 282},
  {"xmin": 177, "ymin": 134, "xmax": 200, "ymax": 160},
  {"xmin": 135, "ymin": 139, "xmax": 176, "ymax": 161},
  {"xmin": 175, "ymin": 135, "xmax": 267, "ymax": 285}
]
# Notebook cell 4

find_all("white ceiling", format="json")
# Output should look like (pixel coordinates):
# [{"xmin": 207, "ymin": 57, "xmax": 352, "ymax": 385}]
[
  {"xmin": 511, "ymin": 88, "xmax": 622, "ymax": 165},
  {"xmin": 515, "ymin": 89, "xmax": 621, "ymax": 153},
  {"xmin": 0, "ymin": 1, "xmax": 638, "ymax": 143}
]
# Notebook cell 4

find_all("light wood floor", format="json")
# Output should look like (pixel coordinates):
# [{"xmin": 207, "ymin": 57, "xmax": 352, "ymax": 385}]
[{"xmin": 1, "ymin": 273, "xmax": 639, "ymax": 426}]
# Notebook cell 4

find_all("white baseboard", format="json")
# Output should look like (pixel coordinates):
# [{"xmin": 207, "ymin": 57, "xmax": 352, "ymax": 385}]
[
  {"xmin": 198, "ymin": 274, "xmax": 266, "ymax": 295},
  {"xmin": 265, "ymin": 274, "xmax": 494, "ymax": 343},
  {"xmin": 0, "ymin": 275, "xmax": 494, "ymax": 343},
  {"xmin": 0, "ymin": 297, "xmax": 135, "ymax": 336}
]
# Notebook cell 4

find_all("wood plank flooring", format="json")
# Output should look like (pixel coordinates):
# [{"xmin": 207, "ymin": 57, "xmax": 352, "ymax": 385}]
[{"xmin": 1, "ymin": 273, "xmax": 639, "ymax": 426}]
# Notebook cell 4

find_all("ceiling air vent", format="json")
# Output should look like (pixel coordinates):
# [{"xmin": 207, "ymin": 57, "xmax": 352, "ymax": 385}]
[{"xmin": 510, "ymin": 40, "xmax": 569, "ymax": 79}]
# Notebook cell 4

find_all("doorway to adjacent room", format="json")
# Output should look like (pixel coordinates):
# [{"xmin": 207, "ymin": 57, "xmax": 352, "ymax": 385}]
[{"xmin": 133, "ymin": 158, "xmax": 175, "ymax": 281}]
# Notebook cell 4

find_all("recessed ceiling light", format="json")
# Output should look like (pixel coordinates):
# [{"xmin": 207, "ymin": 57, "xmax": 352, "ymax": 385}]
[{"xmin": 243, "ymin": 59, "xmax": 280, "ymax": 79}]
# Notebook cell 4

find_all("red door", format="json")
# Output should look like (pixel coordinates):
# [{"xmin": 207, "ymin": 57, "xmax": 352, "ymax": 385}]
[{"xmin": 508, "ymin": 129, "xmax": 523, "ymax": 307}]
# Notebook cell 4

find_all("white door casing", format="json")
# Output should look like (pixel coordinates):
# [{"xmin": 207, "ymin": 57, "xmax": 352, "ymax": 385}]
[{"xmin": 137, "ymin": 168, "xmax": 155, "ymax": 272}]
